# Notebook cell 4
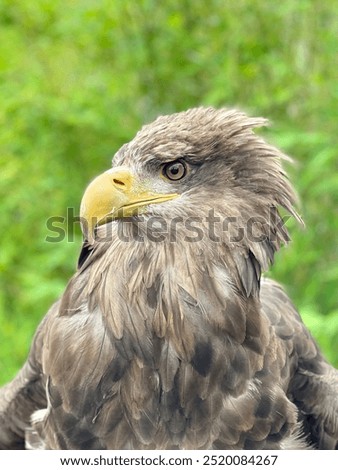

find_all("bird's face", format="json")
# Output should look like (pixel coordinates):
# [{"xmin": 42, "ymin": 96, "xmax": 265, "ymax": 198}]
[
  {"xmin": 80, "ymin": 153, "xmax": 211, "ymax": 244},
  {"xmin": 80, "ymin": 120, "xmax": 221, "ymax": 243},
  {"xmin": 80, "ymin": 107, "xmax": 299, "ymax": 246}
]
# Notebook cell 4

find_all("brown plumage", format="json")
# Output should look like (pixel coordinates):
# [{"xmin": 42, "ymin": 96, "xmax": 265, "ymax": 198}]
[{"xmin": 0, "ymin": 107, "xmax": 337, "ymax": 450}]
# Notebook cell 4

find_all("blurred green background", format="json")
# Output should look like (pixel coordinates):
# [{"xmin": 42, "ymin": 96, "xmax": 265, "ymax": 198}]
[{"xmin": 0, "ymin": 0, "xmax": 337, "ymax": 384}]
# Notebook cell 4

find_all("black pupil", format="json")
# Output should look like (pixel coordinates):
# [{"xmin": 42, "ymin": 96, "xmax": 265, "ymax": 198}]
[{"xmin": 170, "ymin": 165, "xmax": 180, "ymax": 175}]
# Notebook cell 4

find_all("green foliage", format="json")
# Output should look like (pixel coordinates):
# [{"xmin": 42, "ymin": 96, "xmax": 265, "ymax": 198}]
[{"xmin": 0, "ymin": 0, "xmax": 337, "ymax": 384}]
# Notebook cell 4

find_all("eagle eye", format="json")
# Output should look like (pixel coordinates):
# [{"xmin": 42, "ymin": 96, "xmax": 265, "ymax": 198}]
[{"xmin": 162, "ymin": 160, "xmax": 187, "ymax": 181}]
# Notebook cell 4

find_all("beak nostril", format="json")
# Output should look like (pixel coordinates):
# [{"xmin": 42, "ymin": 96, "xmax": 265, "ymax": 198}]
[{"xmin": 113, "ymin": 178, "xmax": 125, "ymax": 186}]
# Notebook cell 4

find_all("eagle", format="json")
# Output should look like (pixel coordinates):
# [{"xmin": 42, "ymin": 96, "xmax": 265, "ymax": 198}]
[{"xmin": 0, "ymin": 107, "xmax": 337, "ymax": 450}]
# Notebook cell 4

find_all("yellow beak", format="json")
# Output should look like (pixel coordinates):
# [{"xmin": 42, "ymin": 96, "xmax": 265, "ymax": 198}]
[{"xmin": 80, "ymin": 166, "xmax": 179, "ymax": 243}]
